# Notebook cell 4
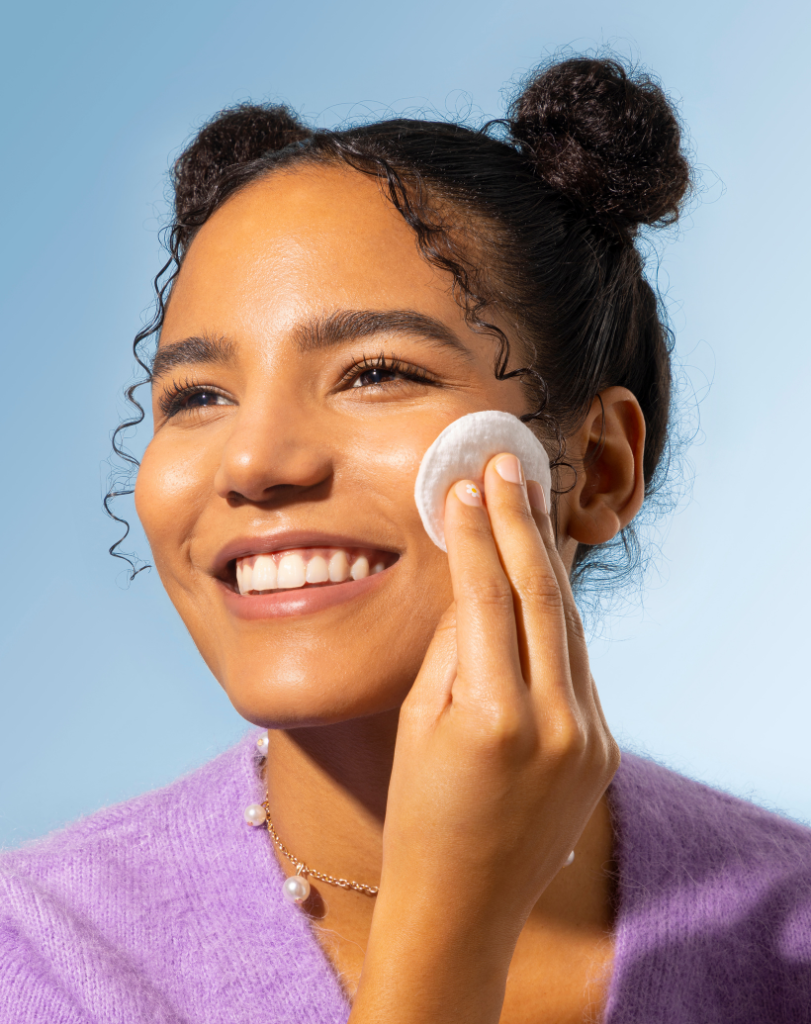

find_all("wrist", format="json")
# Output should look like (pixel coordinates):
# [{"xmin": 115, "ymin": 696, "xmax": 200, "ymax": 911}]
[{"xmin": 348, "ymin": 888, "xmax": 517, "ymax": 1024}]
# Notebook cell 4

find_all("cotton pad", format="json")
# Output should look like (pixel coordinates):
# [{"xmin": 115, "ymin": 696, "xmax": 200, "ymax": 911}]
[{"xmin": 414, "ymin": 410, "xmax": 552, "ymax": 551}]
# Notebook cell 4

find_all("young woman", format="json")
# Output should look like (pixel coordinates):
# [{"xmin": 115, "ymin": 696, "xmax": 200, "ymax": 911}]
[{"xmin": 2, "ymin": 56, "xmax": 809, "ymax": 1023}]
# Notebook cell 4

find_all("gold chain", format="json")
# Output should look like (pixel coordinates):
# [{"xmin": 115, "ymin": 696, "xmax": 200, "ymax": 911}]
[{"xmin": 262, "ymin": 792, "xmax": 379, "ymax": 897}]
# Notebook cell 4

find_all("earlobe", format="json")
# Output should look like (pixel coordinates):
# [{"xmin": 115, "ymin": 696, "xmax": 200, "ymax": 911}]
[{"xmin": 561, "ymin": 387, "xmax": 646, "ymax": 548}]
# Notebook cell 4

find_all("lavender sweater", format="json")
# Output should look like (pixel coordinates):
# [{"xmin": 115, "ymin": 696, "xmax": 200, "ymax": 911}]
[{"xmin": 1, "ymin": 734, "xmax": 810, "ymax": 1023}]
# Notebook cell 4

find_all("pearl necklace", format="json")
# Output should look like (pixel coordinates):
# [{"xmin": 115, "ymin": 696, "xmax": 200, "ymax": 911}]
[
  {"xmin": 245, "ymin": 731, "xmax": 574, "ymax": 905},
  {"xmin": 245, "ymin": 731, "xmax": 380, "ymax": 905}
]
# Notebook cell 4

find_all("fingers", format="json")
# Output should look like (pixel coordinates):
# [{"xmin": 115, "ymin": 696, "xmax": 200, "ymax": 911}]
[
  {"xmin": 442, "ymin": 479, "xmax": 525, "ymax": 710},
  {"xmin": 440, "ymin": 449, "xmax": 608, "ymax": 741},
  {"xmin": 479, "ymin": 455, "xmax": 581, "ymax": 718},
  {"xmin": 401, "ymin": 603, "xmax": 458, "ymax": 725},
  {"xmin": 481, "ymin": 456, "xmax": 619, "ymax": 795},
  {"xmin": 523, "ymin": 482, "xmax": 594, "ymax": 713}
]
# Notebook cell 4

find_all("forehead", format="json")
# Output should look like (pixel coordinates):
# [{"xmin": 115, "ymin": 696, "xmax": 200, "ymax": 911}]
[{"xmin": 162, "ymin": 164, "xmax": 456, "ymax": 344}]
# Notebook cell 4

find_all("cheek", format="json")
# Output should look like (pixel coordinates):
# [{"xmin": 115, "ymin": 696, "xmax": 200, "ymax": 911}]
[
  {"xmin": 341, "ymin": 414, "xmax": 455, "ymax": 608},
  {"xmin": 135, "ymin": 438, "xmax": 211, "ymax": 569},
  {"xmin": 343, "ymin": 415, "xmax": 442, "ymax": 534}
]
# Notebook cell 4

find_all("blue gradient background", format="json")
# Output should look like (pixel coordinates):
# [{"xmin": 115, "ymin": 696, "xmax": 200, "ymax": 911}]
[{"xmin": 1, "ymin": 0, "xmax": 809, "ymax": 847}]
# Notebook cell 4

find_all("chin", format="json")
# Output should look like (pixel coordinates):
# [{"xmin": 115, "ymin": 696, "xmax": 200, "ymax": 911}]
[
  {"xmin": 173, "ymin": 560, "xmax": 450, "ymax": 729},
  {"xmin": 219, "ymin": 657, "xmax": 419, "ymax": 730}
]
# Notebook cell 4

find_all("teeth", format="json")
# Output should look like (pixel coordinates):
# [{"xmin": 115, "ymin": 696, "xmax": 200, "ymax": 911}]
[
  {"xmin": 328, "ymin": 551, "xmax": 350, "ymax": 583},
  {"xmin": 277, "ymin": 553, "xmax": 306, "ymax": 589},
  {"xmin": 236, "ymin": 559, "xmax": 254, "ymax": 593},
  {"xmin": 306, "ymin": 555, "xmax": 329, "ymax": 583},
  {"xmin": 351, "ymin": 556, "xmax": 369, "ymax": 580},
  {"xmin": 252, "ymin": 554, "xmax": 277, "ymax": 592},
  {"xmin": 236, "ymin": 548, "xmax": 390, "ymax": 595}
]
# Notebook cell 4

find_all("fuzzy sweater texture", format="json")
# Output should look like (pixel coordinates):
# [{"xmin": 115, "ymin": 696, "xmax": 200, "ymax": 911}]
[{"xmin": 1, "ymin": 734, "xmax": 810, "ymax": 1023}]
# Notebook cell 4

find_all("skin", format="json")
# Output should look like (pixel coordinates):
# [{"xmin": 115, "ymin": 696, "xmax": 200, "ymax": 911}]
[{"xmin": 136, "ymin": 163, "xmax": 646, "ymax": 1023}]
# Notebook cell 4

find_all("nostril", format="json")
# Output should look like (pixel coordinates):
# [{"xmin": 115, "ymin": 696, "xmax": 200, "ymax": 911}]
[{"xmin": 215, "ymin": 447, "xmax": 334, "ymax": 509}]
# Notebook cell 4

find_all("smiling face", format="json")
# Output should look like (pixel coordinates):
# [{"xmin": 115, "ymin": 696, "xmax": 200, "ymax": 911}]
[{"xmin": 135, "ymin": 163, "xmax": 531, "ymax": 727}]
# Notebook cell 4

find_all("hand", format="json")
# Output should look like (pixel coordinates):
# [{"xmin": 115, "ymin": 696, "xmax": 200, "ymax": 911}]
[{"xmin": 351, "ymin": 452, "xmax": 620, "ymax": 1024}]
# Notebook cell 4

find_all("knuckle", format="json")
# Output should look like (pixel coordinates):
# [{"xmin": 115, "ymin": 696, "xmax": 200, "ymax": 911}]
[
  {"xmin": 506, "ymin": 496, "xmax": 537, "ymax": 526},
  {"xmin": 490, "ymin": 484, "xmax": 534, "ymax": 518},
  {"xmin": 580, "ymin": 728, "xmax": 622, "ymax": 788},
  {"xmin": 542, "ymin": 716, "xmax": 621, "ymax": 789},
  {"xmin": 457, "ymin": 511, "xmax": 495, "ymax": 543},
  {"xmin": 478, "ymin": 704, "xmax": 534, "ymax": 757},
  {"xmin": 568, "ymin": 722, "xmax": 589, "ymax": 759},
  {"xmin": 603, "ymin": 734, "xmax": 622, "ymax": 779},
  {"xmin": 472, "ymin": 575, "xmax": 514, "ymax": 611},
  {"xmin": 489, "ymin": 705, "xmax": 524, "ymax": 743},
  {"xmin": 546, "ymin": 715, "xmax": 588, "ymax": 761},
  {"xmin": 563, "ymin": 604, "xmax": 585, "ymax": 642},
  {"xmin": 512, "ymin": 569, "xmax": 562, "ymax": 609}
]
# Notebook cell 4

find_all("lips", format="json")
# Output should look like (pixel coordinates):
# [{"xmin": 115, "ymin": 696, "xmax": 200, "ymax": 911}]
[{"xmin": 210, "ymin": 531, "xmax": 400, "ymax": 619}]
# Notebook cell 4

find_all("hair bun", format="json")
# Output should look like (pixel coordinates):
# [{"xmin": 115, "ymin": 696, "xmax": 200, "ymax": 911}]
[
  {"xmin": 510, "ymin": 57, "xmax": 690, "ymax": 231},
  {"xmin": 172, "ymin": 104, "xmax": 310, "ymax": 220}
]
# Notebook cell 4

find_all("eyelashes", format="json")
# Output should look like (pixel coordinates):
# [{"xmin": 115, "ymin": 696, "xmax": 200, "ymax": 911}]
[
  {"xmin": 157, "ymin": 379, "xmax": 231, "ymax": 419},
  {"xmin": 336, "ymin": 352, "xmax": 440, "ymax": 390},
  {"xmin": 157, "ymin": 354, "xmax": 440, "ymax": 419}
]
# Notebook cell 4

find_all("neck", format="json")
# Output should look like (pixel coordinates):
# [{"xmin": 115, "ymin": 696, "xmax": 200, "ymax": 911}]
[
  {"xmin": 264, "ymin": 709, "xmax": 400, "ymax": 891},
  {"xmin": 261, "ymin": 704, "xmax": 618, "ymax": 1008},
  {"xmin": 263, "ymin": 705, "xmax": 616, "ymax": 932}
]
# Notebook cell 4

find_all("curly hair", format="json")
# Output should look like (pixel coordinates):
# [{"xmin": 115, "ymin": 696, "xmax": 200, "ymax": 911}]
[{"xmin": 107, "ymin": 54, "xmax": 692, "ymax": 597}]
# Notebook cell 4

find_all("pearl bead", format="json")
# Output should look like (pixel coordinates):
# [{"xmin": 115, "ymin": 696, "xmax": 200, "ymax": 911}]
[
  {"xmin": 564, "ymin": 849, "xmax": 575, "ymax": 867},
  {"xmin": 243, "ymin": 803, "xmax": 267, "ymax": 827},
  {"xmin": 256, "ymin": 732, "xmax": 269, "ymax": 756},
  {"xmin": 282, "ymin": 874, "xmax": 311, "ymax": 904}
]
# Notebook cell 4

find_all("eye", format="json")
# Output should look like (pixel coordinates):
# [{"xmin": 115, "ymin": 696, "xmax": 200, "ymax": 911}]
[
  {"xmin": 159, "ymin": 382, "xmax": 233, "ymax": 419},
  {"xmin": 351, "ymin": 366, "xmax": 403, "ymax": 388},
  {"xmin": 341, "ymin": 355, "xmax": 438, "ymax": 391},
  {"xmin": 184, "ymin": 390, "xmax": 227, "ymax": 408}
]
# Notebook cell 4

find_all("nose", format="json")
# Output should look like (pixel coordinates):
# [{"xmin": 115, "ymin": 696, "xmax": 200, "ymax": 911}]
[{"xmin": 213, "ymin": 401, "xmax": 333, "ymax": 506}]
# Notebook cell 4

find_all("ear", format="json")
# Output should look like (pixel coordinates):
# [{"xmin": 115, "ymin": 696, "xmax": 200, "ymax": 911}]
[{"xmin": 556, "ymin": 387, "xmax": 646, "ymax": 548}]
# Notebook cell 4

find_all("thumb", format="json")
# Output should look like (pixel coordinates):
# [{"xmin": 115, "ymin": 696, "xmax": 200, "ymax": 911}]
[{"xmin": 400, "ymin": 602, "xmax": 458, "ymax": 726}]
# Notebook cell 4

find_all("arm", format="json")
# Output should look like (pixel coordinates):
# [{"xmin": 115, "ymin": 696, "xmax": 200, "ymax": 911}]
[
  {"xmin": 350, "ymin": 454, "xmax": 619, "ymax": 1023},
  {"xmin": 0, "ymin": 920, "xmax": 92, "ymax": 1024}
]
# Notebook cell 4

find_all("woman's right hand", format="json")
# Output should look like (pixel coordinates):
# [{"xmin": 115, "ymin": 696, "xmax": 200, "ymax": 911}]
[{"xmin": 350, "ymin": 452, "xmax": 620, "ymax": 1024}]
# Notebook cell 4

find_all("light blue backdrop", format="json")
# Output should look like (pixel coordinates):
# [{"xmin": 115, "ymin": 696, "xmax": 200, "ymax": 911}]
[{"xmin": 1, "ymin": 0, "xmax": 809, "ymax": 847}]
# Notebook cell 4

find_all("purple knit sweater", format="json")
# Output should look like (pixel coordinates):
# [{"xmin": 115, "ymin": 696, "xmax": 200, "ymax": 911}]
[{"xmin": 1, "ymin": 734, "xmax": 810, "ymax": 1023}]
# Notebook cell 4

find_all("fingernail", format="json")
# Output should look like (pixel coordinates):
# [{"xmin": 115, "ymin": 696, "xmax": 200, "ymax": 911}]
[
  {"xmin": 527, "ymin": 480, "xmax": 547, "ymax": 514},
  {"xmin": 495, "ymin": 454, "xmax": 523, "ymax": 485},
  {"xmin": 453, "ymin": 480, "xmax": 483, "ymax": 507}
]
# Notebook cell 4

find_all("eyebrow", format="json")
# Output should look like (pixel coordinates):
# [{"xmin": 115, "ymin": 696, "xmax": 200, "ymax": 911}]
[
  {"xmin": 151, "ymin": 335, "xmax": 235, "ymax": 380},
  {"xmin": 151, "ymin": 308, "xmax": 470, "ymax": 380},
  {"xmin": 292, "ymin": 309, "xmax": 471, "ymax": 356}
]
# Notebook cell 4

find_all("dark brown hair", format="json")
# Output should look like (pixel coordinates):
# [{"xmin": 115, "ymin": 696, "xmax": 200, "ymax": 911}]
[{"xmin": 108, "ymin": 55, "xmax": 691, "ymax": 595}]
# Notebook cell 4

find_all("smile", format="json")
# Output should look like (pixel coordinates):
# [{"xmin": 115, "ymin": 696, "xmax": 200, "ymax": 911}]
[{"xmin": 234, "ymin": 547, "xmax": 395, "ymax": 596}]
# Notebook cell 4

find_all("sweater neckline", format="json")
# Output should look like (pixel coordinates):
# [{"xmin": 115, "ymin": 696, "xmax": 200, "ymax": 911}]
[
  {"xmin": 231, "ymin": 731, "xmax": 650, "ymax": 1020},
  {"xmin": 231, "ymin": 731, "xmax": 353, "ymax": 1018}
]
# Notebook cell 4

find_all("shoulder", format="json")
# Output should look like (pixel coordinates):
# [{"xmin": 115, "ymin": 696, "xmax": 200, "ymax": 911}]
[
  {"xmin": 613, "ymin": 750, "xmax": 811, "ymax": 862},
  {"xmin": 0, "ymin": 734, "xmax": 256, "ymax": 888},
  {"xmin": 607, "ymin": 752, "xmax": 811, "ymax": 1023},
  {"xmin": 0, "ymin": 732, "xmax": 275, "ymax": 1022}
]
